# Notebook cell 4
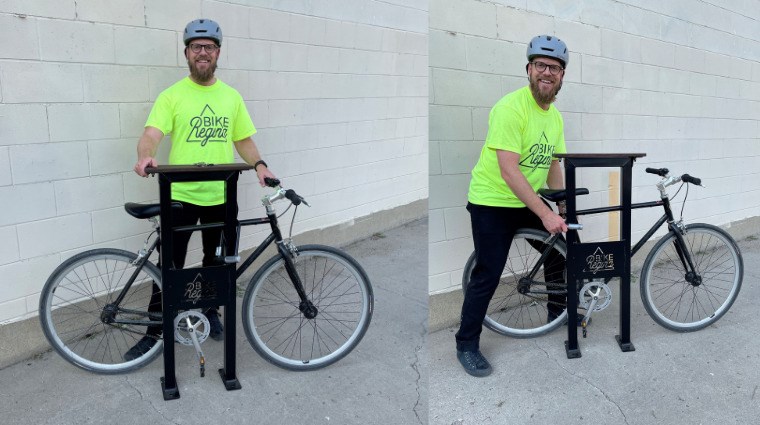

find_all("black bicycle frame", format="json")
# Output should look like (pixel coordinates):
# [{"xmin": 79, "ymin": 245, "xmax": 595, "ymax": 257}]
[
  {"xmin": 522, "ymin": 195, "xmax": 699, "ymax": 286},
  {"xmin": 109, "ymin": 208, "xmax": 311, "ymax": 328}
]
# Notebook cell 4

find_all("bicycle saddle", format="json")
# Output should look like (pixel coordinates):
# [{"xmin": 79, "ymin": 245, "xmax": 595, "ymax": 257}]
[
  {"xmin": 538, "ymin": 188, "xmax": 590, "ymax": 202},
  {"xmin": 124, "ymin": 202, "xmax": 183, "ymax": 219}
]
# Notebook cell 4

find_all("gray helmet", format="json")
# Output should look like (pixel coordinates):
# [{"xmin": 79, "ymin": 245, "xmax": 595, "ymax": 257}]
[
  {"xmin": 526, "ymin": 35, "xmax": 568, "ymax": 68},
  {"xmin": 184, "ymin": 19, "xmax": 223, "ymax": 46}
]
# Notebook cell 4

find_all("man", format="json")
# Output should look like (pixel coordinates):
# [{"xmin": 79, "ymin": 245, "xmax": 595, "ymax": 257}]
[
  {"xmin": 455, "ymin": 35, "xmax": 570, "ymax": 377},
  {"xmin": 125, "ymin": 18, "xmax": 277, "ymax": 360}
]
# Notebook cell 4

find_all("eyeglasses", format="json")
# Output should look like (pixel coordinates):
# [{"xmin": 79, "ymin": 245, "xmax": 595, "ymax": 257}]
[
  {"xmin": 531, "ymin": 61, "xmax": 564, "ymax": 75},
  {"xmin": 188, "ymin": 43, "xmax": 219, "ymax": 53}
]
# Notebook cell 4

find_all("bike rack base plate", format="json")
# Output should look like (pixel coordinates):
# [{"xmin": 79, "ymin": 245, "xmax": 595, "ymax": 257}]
[
  {"xmin": 564, "ymin": 341, "xmax": 582, "ymax": 359},
  {"xmin": 219, "ymin": 368, "xmax": 242, "ymax": 391},
  {"xmin": 615, "ymin": 335, "xmax": 636, "ymax": 352},
  {"xmin": 160, "ymin": 377, "xmax": 180, "ymax": 400}
]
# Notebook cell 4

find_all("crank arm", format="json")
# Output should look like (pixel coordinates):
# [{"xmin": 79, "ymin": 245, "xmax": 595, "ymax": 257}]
[
  {"xmin": 186, "ymin": 317, "xmax": 206, "ymax": 377},
  {"xmin": 582, "ymin": 297, "xmax": 598, "ymax": 338}
]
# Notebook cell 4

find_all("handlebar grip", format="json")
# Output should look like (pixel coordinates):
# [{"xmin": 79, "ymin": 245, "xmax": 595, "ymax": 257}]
[
  {"xmin": 645, "ymin": 167, "xmax": 669, "ymax": 176},
  {"xmin": 284, "ymin": 189, "xmax": 302, "ymax": 206},
  {"xmin": 264, "ymin": 177, "xmax": 280, "ymax": 188},
  {"xmin": 681, "ymin": 174, "xmax": 701, "ymax": 186}
]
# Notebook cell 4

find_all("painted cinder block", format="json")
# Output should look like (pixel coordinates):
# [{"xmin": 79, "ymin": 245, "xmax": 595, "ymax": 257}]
[
  {"xmin": 430, "ymin": 0, "xmax": 497, "ymax": 38},
  {"xmin": 466, "ymin": 36, "xmax": 524, "ymax": 76},
  {"xmin": 76, "ymin": 0, "xmax": 144, "ymax": 26},
  {"xmin": 83, "ymin": 65, "xmax": 151, "ymax": 102},
  {"xmin": 433, "ymin": 68, "xmax": 502, "ymax": 108},
  {"xmin": 11, "ymin": 141, "xmax": 90, "ymax": 185},
  {"xmin": 0, "ymin": 183, "xmax": 55, "ymax": 227},
  {"xmin": 0, "ymin": 0, "xmax": 75, "ymax": 19},
  {"xmin": 0, "ymin": 226, "xmax": 19, "ymax": 266},
  {"xmin": 429, "ymin": 105, "xmax": 473, "ymax": 142},
  {"xmin": 438, "ymin": 140, "xmax": 481, "ymax": 175},
  {"xmin": 92, "ymin": 206, "xmax": 153, "ymax": 244},
  {"xmin": 0, "ymin": 104, "xmax": 49, "ymax": 146},
  {"xmin": 54, "ymin": 175, "xmax": 125, "ymax": 216},
  {"xmin": 555, "ymin": 19, "xmax": 601, "ymax": 57},
  {"xmin": 496, "ymin": 8, "xmax": 554, "ymax": 43},
  {"xmin": 200, "ymin": 1, "xmax": 250, "ymax": 39},
  {"xmin": 38, "ymin": 20, "xmax": 114, "ymax": 63},
  {"xmin": 17, "ymin": 213, "xmax": 93, "ymax": 259},
  {"xmin": 0, "ymin": 61, "xmax": 83, "ymax": 103},
  {"xmin": 48, "ymin": 103, "xmax": 121, "ymax": 142},
  {"xmin": 0, "ymin": 147, "xmax": 9, "ymax": 186},
  {"xmin": 0, "ymin": 14, "xmax": 39, "ymax": 60},
  {"xmin": 144, "ymin": 0, "xmax": 201, "ymax": 32},
  {"xmin": 114, "ymin": 26, "xmax": 178, "ymax": 67},
  {"xmin": 429, "ymin": 174, "xmax": 470, "ymax": 210}
]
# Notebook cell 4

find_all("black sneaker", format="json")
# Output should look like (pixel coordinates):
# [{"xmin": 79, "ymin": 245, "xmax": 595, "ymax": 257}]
[
  {"xmin": 456, "ymin": 350, "xmax": 492, "ymax": 377},
  {"xmin": 206, "ymin": 309, "xmax": 224, "ymax": 341},
  {"xmin": 124, "ymin": 336, "xmax": 157, "ymax": 361}
]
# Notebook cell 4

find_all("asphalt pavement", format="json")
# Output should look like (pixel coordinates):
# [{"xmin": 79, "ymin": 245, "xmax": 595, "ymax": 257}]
[
  {"xmin": 429, "ymin": 233, "xmax": 760, "ymax": 425},
  {"xmin": 0, "ymin": 219, "xmax": 427, "ymax": 425}
]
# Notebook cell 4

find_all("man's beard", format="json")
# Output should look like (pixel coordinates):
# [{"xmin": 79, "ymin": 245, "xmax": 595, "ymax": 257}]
[
  {"xmin": 529, "ymin": 74, "xmax": 562, "ymax": 105},
  {"xmin": 188, "ymin": 58, "xmax": 217, "ymax": 83}
]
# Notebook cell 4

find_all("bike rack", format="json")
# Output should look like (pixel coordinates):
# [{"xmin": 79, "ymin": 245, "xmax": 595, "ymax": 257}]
[
  {"xmin": 554, "ymin": 153, "xmax": 645, "ymax": 359},
  {"xmin": 146, "ymin": 163, "xmax": 252, "ymax": 400}
]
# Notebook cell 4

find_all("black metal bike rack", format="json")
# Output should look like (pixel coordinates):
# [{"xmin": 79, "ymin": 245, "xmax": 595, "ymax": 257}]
[
  {"xmin": 146, "ymin": 163, "xmax": 252, "ymax": 400},
  {"xmin": 554, "ymin": 153, "xmax": 645, "ymax": 359}
]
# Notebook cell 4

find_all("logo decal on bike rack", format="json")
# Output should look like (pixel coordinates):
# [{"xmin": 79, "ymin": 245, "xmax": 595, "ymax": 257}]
[{"xmin": 584, "ymin": 247, "xmax": 615, "ymax": 275}]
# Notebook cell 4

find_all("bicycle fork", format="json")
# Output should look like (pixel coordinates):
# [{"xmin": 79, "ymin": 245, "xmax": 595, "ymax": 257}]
[{"xmin": 277, "ymin": 240, "xmax": 319, "ymax": 319}]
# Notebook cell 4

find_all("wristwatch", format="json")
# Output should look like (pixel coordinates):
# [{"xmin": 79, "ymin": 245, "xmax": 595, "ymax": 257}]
[{"xmin": 253, "ymin": 160, "xmax": 267, "ymax": 171}]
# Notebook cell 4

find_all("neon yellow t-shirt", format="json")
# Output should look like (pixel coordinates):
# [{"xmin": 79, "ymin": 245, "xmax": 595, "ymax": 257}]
[
  {"xmin": 146, "ymin": 77, "xmax": 256, "ymax": 206},
  {"xmin": 468, "ymin": 86, "xmax": 566, "ymax": 207}
]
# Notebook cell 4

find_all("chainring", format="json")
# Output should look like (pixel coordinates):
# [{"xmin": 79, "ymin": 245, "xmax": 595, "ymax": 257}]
[
  {"xmin": 173, "ymin": 310, "xmax": 211, "ymax": 346},
  {"xmin": 578, "ymin": 281, "xmax": 613, "ymax": 311}
]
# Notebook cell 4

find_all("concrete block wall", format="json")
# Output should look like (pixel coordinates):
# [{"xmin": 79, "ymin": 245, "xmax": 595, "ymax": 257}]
[
  {"xmin": 429, "ymin": 0, "xmax": 760, "ymax": 295},
  {"xmin": 0, "ymin": 0, "xmax": 428, "ymax": 325}
]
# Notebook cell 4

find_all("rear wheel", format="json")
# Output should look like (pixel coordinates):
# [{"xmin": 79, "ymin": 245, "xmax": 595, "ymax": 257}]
[
  {"xmin": 39, "ymin": 249, "xmax": 163, "ymax": 374},
  {"xmin": 462, "ymin": 228, "xmax": 568, "ymax": 338}
]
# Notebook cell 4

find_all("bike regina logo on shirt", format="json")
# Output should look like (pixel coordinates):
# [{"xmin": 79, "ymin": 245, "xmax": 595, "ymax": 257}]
[
  {"xmin": 519, "ymin": 131, "xmax": 555, "ymax": 170},
  {"xmin": 187, "ymin": 104, "xmax": 229, "ymax": 146}
]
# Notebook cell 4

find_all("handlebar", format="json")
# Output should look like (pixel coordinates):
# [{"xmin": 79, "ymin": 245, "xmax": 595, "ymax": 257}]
[
  {"xmin": 261, "ymin": 185, "xmax": 309, "ymax": 208},
  {"xmin": 647, "ymin": 167, "xmax": 702, "ymax": 188}
]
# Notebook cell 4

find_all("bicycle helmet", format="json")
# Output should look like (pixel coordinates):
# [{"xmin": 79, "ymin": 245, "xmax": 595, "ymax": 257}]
[
  {"xmin": 183, "ymin": 19, "xmax": 223, "ymax": 46},
  {"xmin": 526, "ymin": 35, "xmax": 569, "ymax": 68}
]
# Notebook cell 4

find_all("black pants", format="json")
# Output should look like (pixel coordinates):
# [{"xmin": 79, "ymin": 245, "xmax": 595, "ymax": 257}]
[
  {"xmin": 455, "ymin": 202, "xmax": 565, "ymax": 352},
  {"xmin": 146, "ymin": 201, "xmax": 233, "ymax": 336}
]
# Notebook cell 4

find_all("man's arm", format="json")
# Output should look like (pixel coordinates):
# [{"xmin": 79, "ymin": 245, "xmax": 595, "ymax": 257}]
[
  {"xmin": 134, "ymin": 126, "xmax": 164, "ymax": 177},
  {"xmin": 546, "ymin": 160, "xmax": 564, "ymax": 189},
  {"xmin": 496, "ymin": 150, "xmax": 567, "ymax": 234},
  {"xmin": 234, "ymin": 137, "xmax": 277, "ymax": 187}
]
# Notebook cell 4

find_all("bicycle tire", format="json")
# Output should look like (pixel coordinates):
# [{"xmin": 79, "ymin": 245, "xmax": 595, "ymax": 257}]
[
  {"xmin": 640, "ymin": 223, "xmax": 743, "ymax": 332},
  {"xmin": 39, "ymin": 248, "xmax": 163, "ymax": 374},
  {"xmin": 242, "ymin": 245, "xmax": 373, "ymax": 371},
  {"xmin": 461, "ymin": 228, "xmax": 568, "ymax": 338}
]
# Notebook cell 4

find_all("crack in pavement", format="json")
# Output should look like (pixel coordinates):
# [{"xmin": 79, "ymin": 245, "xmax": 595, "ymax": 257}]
[
  {"xmin": 411, "ymin": 316, "xmax": 427, "ymax": 425},
  {"xmin": 124, "ymin": 376, "xmax": 179, "ymax": 424},
  {"xmin": 533, "ymin": 341, "xmax": 630, "ymax": 425}
]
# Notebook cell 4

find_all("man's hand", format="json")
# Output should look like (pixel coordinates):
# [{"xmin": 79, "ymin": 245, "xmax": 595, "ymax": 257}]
[
  {"xmin": 540, "ymin": 211, "xmax": 568, "ymax": 234},
  {"xmin": 135, "ymin": 127, "xmax": 163, "ymax": 177},
  {"xmin": 134, "ymin": 157, "xmax": 157, "ymax": 177},
  {"xmin": 256, "ymin": 166, "xmax": 277, "ymax": 187}
]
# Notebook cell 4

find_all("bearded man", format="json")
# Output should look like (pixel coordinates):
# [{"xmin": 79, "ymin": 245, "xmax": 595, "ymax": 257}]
[
  {"xmin": 126, "ymin": 19, "xmax": 277, "ymax": 360},
  {"xmin": 455, "ymin": 35, "xmax": 571, "ymax": 377}
]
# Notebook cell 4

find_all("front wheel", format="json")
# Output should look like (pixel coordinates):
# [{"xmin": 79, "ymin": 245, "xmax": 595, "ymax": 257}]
[
  {"xmin": 462, "ymin": 228, "xmax": 568, "ymax": 338},
  {"xmin": 640, "ymin": 223, "xmax": 743, "ymax": 332},
  {"xmin": 39, "ymin": 248, "xmax": 163, "ymax": 374},
  {"xmin": 242, "ymin": 245, "xmax": 373, "ymax": 370}
]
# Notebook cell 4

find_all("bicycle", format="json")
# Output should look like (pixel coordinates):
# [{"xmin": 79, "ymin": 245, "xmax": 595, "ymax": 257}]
[
  {"xmin": 39, "ymin": 178, "xmax": 374, "ymax": 374},
  {"xmin": 461, "ymin": 167, "xmax": 743, "ymax": 338}
]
